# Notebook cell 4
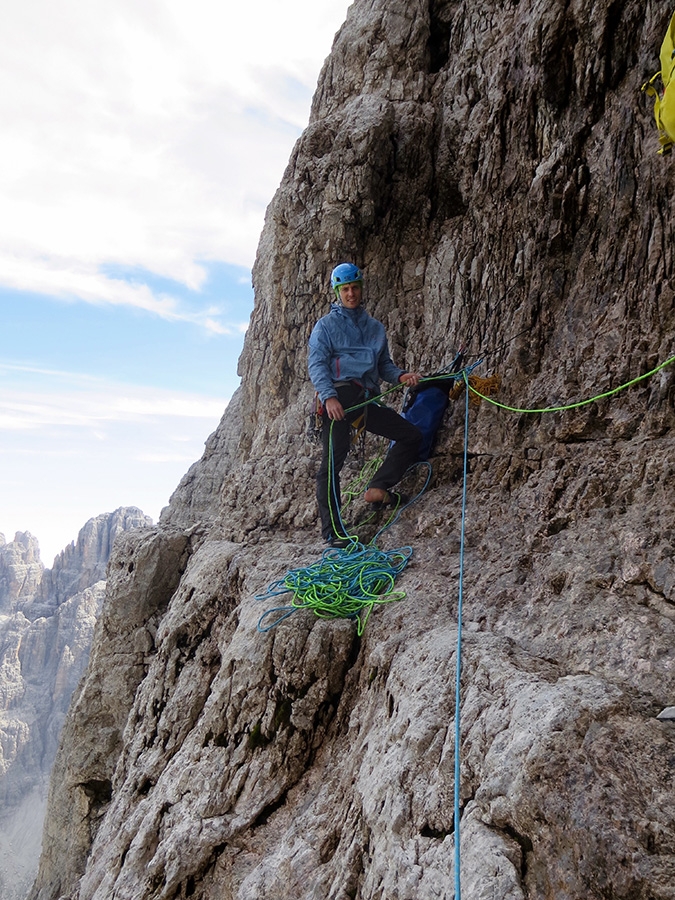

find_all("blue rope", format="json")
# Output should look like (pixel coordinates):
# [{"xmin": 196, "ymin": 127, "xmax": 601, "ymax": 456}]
[
  {"xmin": 256, "ymin": 365, "xmax": 480, "ymax": 640},
  {"xmin": 255, "ymin": 542, "xmax": 412, "ymax": 635},
  {"xmin": 454, "ymin": 370, "xmax": 471, "ymax": 899},
  {"xmin": 369, "ymin": 461, "xmax": 432, "ymax": 543}
]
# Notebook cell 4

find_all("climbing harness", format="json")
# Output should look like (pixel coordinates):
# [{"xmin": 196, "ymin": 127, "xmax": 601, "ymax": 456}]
[
  {"xmin": 307, "ymin": 390, "xmax": 369, "ymax": 460},
  {"xmin": 642, "ymin": 10, "xmax": 675, "ymax": 155}
]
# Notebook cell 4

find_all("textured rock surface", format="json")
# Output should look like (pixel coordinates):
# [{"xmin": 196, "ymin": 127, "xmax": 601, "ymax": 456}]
[
  {"xmin": 0, "ymin": 509, "xmax": 152, "ymax": 900},
  {"xmin": 0, "ymin": 533, "xmax": 44, "ymax": 614},
  {"xmin": 35, "ymin": 507, "xmax": 153, "ymax": 612},
  {"xmin": 31, "ymin": 1, "xmax": 675, "ymax": 898}
]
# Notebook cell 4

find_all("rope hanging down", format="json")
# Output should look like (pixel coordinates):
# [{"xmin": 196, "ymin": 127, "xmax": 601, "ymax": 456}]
[{"xmin": 453, "ymin": 367, "xmax": 471, "ymax": 900}]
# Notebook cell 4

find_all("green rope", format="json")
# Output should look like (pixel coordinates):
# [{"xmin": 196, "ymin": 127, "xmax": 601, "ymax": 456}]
[
  {"xmin": 257, "ymin": 370, "xmax": 475, "ymax": 634},
  {"xmin": 467, "ymin": 353, "xmax": 675, "ymax": 414},
  {"xmin": 341, "ymin": 453, "xmax": 384, "ymax": 508},
  {"xmin": 256, "ymin": 543, "xmax": 412, "ymax": 635}
]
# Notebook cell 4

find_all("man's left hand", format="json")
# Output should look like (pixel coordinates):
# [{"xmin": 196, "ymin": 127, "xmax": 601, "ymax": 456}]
[{"xmin": 399, "ymin": 372, "xmax": 421, "ymax": 387}]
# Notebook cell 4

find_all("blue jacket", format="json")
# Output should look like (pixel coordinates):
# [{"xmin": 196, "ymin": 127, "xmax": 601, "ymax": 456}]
[{"xmin": 308, "ymin": 303, "xmax": 404, "ymax": 402}]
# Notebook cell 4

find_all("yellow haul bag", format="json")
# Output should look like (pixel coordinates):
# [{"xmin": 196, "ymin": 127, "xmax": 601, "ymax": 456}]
[{"xmin": 643, "ymin": 11, "xmax": 675, "ymax": 155}]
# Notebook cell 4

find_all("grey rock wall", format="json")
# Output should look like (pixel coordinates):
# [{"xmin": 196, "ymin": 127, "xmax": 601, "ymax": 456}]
[
  {"xmin": 0, "ymin": 534, "xmax": 44, "ymax": 614},
  {"xmin": 0, "ymin": 509, "xmax": 152, "ymax": 900},
  {"xmin": 30, "ymin": 1, "xmax": 675, "ymax": 898},
  {"xmin": 34, "ymin": 507, "xmax": 153, "ymax": 613}
]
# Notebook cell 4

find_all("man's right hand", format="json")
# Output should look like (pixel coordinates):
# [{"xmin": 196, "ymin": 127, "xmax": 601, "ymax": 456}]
[{"xmin": 324, "ymin": 397, "xmax": 345, "ymax": 421}]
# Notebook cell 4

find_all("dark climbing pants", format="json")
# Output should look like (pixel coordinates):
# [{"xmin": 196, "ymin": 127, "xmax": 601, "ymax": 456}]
[{"xmin": 316, "ymin": 383, "xmax": 422, "ymax": 540}]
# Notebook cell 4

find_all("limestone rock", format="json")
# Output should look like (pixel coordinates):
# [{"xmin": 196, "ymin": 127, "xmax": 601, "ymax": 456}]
[
  {"xmin": 0, "ymin": 509, "xmax": 152, "ymax": 900},
  {"xmin": 0, "ymin": 533, "xmax": 44, "ymax": 614},
  {"xmin": 161, "ymin": 390, "xmax": 244, "ymax": 532},
  {"xmin": 29, "ymin": 1, "xmax": 675, "ymax": 898},
  {"xmin": 35, "ymin": 506, "xmax": 152, "ymax": 613},
  {"xmin": 31, "ymin": 526, "xmax": 192, "ymax": 900}
]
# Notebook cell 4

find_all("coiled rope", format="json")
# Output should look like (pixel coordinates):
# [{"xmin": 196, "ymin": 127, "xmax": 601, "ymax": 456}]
[
  {"xmin": 255, "ymin": 452, "xmax": 431, "ymax": 635},
  {"xmin": 256, "ymin": 542, "xmax": 413, "ymax": 635}
]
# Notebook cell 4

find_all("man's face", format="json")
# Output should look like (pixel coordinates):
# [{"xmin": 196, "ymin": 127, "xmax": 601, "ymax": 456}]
[{"xmin": 338, "ymin": 282, "xmax": 362, "ymax": 308}]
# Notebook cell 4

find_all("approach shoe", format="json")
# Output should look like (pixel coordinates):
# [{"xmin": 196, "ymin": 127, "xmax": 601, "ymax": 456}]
[{"xmin": 325, "ymin": 534, "xmax": 353, "ymax": 549}]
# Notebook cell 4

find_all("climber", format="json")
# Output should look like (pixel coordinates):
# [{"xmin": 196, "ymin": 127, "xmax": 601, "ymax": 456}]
[
  {"xmin": 308, "ymin": 262, "xmax": 422, "ymax": 545},
  {"xmin": 642, "ymin": 10, "xmax": 675, "ymax": 155}
]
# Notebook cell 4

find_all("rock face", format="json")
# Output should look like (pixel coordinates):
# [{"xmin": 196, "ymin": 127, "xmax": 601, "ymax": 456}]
[
  {"xmin": 36, "ymin": 507, "xmax": 154, "ymax": 612},
  {"xmin": 30, "ymin": 1, "xmax": 675, "ymax": 899},
  {"xmin": 0, "ymin": 509, "xmax": 152, "ymax": 900},
  {"xmin": 0, "ymin": 533, "xmax": 44, "ymax": 614}
]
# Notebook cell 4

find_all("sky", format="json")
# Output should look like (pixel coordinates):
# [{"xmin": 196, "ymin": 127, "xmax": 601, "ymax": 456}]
[{"xmin": 0, "ymin": 0, "xmax": 353, "ymax": 566}]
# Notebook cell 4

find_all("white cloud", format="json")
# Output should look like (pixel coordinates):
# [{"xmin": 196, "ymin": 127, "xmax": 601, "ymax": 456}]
[
  {"xmin": 0, "ymin": 252, "xmax": 251, "ymax": 331},
  {"xmin": 0, "ymin": 375, "xmax": 227, "ymax": 432},
  {"xmin": 0, "ymin": 0, "xmax": 352, "ymax": 320},
  {"xmin": 136, "ymin": 451, "xmax": 201, "ymax": 463},
  {"xmin": 203, "ymin": 317, "xmax": 237, "ymax": 336},
  {"xmin": 0, "ymin": 0, "xmax": 353, "ymax": 563},
  {"xmin": 0, "ymin": 366, "xmax": 230, "ymax": 564}
]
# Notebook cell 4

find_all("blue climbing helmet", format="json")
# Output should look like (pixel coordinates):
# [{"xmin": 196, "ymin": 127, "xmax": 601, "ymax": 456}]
[{"xmin": 331, "ymin": 262, "xmax": 363, "ymax": 297}]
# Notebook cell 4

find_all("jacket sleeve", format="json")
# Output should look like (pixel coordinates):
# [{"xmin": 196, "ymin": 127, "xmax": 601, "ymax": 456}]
[
  {"xmin": 308, "ymin": 321, "xmax": 338, "ymax": 403},
  {"xmin": 377, "ymin": 335, "xmax": 404, "ymax": 386}
]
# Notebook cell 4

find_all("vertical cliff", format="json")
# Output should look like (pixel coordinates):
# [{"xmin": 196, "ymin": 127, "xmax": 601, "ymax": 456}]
[
  {"xmin": 0, "ymin": 534, "xmax": 44, "ymax": 614},
  {"xmin": 31, "ymin": 1, "xmax": 675, "ymax": 898}
]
